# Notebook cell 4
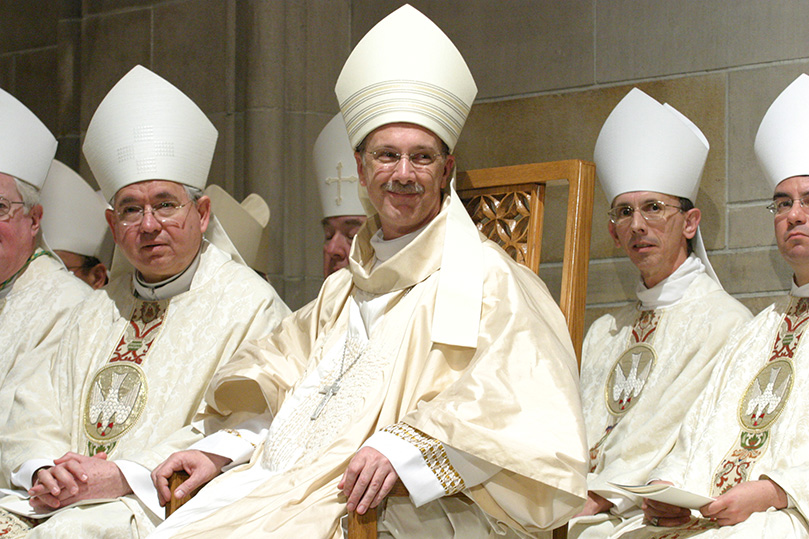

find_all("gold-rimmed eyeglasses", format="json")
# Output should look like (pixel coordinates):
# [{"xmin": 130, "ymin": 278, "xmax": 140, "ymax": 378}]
[
  {"xmin": 767, "ymin": 195, "xmax": 809, "ymax": 216},
  {"xmin": 365, "ymin": 149, "xmax": 445, "ymax": 171},
  {"xmin": 115, "ymin": 201, "xmax": 191, "ymax": 227},
  {"xmin": 0, "ymin": 196, "xmax": 25, "ymax": 221},
  {"xmin": 608, "ymin": 200, "xmax": 684, "ymax": 226}
]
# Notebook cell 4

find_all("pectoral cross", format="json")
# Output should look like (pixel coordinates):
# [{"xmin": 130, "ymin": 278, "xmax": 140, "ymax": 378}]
[
  {"xmin": 325, "ymin": 162, "xmax": 357, "ymax": 206},
  {"xmin": 311, "ymin": 381, "xmax": 340, "ymax": 420}
]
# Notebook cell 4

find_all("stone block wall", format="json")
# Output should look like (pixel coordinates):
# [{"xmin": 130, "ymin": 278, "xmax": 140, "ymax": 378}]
[{"xmin": 1, "ymin": 0, "xmax": 805, "ymax": 320}]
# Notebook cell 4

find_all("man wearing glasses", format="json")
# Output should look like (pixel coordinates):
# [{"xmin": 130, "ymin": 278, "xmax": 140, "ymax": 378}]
[
  {"xmin": 570, "ymin": 89, "xmax": 751, "ymax": 539},
  {"xmin": 0, "ymin": 90, "xmax": 91, "ymax": 469},
  {"xmin": 0, "ymin": 66, "xmax": 289, "ymax": 538},
  {"xmin": 149, "ymin": 6, "xmax": 587, "ymax": 538},
  {"xmin": 618, "ymin": 73, "xmax": 809, "ymax": 539}
]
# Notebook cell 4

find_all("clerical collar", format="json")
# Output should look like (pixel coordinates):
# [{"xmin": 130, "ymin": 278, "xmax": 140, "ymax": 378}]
[
  {"xmin": 370, "ymin": 224, "xmax": 428, "ymax": 263},
  {"xmin": 791, "ymin": 280, "xmax": 809, "ymax": 298},
  {"xmin": 133, "ymin": 251, "xmax": 201, "ymax": 301},
  {"xmin": 635, "ymin": 254, "xmax": 704, "ymax": 310}
]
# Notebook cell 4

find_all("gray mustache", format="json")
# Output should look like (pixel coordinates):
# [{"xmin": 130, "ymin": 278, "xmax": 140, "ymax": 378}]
[{"xmin": 382, "ymin": 181, "xmax": 425, "ymax": 195}]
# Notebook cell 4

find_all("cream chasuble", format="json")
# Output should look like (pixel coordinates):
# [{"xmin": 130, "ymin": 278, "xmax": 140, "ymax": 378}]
[
  {"xmin": 0, "ymin": 251, "xmax": 90, "ymax": 488},
  {"xmin": 152, "ymin": 195, "xmax": 588, "ymax": 538},
  {"xmin": 570, "ymin": 258, "xmax": 750, "ymax": 539},
  {"xmin": 605, "ymin": 291, "xmax": 809, "ymax": 539},
  {"xmin": 0, "ymin": 241, "xmax": 290, "ymax": 538}
]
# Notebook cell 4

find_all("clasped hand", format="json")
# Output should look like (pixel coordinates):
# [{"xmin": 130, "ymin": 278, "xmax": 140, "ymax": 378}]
[{"xmin": 28, "ymin": 452, "xmax": 131, "ymax": 510}]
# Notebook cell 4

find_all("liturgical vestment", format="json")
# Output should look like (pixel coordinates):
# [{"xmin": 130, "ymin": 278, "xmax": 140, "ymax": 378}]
[
  {"xmin": 608, "ymin": 287, "xmax": 809, "ymax": 538},
  {"xmin": 570, "ymin": 257, "xmax": 751, "ymax": 538},
  {"xmin": 0, "ymin": 241, "xmax": 290, "ymax": 538},
  {"xmin": 152, "ymin": 194, "xmax": 588, "ymax": 538}
]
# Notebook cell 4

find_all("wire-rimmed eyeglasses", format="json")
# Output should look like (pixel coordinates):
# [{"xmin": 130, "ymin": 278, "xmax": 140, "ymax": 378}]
[
  {"xmin": 115, "ymin": 201, "xmax": 191, "ymax": 227},
  {"xmin": 0, "ymin": 196, "xmax": 25, "ymax": 221},
  {"xmin": 767, "ymin": 195, "xmax": 809, "ymax": 216},
  {"xmin": 607, "ymin": 200, "xmax": 684, "ymax": 226},
  {"xmin": 365, "ymin": 149, "xmax": 445, "ymax": 171}
]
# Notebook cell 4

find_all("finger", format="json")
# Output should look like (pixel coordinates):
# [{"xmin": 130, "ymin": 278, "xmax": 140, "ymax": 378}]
[
  {"xmin": 172, "ymin": 466, "xmax": 213, "ymax": 500},
  {"xmin": 151, "ymin": 466, "xmax": 171, "ymax": 506},
  {"xmin": 340, "ymin": 459, "xmax": 363, "ymax": 499},
  {"xmin": 32, "ymin": 469, "xmax": 60, "ymax": 497},
  {"xmin": 346, "ymin": 465, "xmax": 375, "ymax": 513},
  {"xmin": 49, "ymin": 465, "xmax": 80, "ymax": 495},
  {"xmin": 62, "ymin": 460, "xmax": 89, "ymax": 484},
  {"xmin": 53, "ymin": 451, "xmax": 85, "ymax": 465},
  {"xmin": 29, "ymin": 492, "xmax": 61, "ymax": 510},
  {"xmin": 369, "ymin": 471, "xmax": 399, "ymax": 510},
  {"xmin": 355, "ymin": 470, "xmax": 384, "ymax": 515}
]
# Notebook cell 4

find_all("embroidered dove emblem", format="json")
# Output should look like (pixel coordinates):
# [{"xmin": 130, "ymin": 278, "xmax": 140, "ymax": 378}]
[
  {"xmin": 89, "ymin": 371, "xmax": 141, "ymax": 437},
  {"xmin": 612, "ymin": 352, "xmax": 651, "ymax": 408},
  {"xmin": 746, "ymin": 367, "xmax": 790, "ymax": 425}
]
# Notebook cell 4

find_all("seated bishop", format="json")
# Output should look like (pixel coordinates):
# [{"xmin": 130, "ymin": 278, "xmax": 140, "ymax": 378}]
[
  {"xmin": 605, "ymin": 73, "xmax": 809, "ymax": 539},
  {"xmin": 149, "ymin": 5, "xmax": 588, "ymax": 538},
  {"xmin": 40, "ymin": 159, "xmax": 111, "ymax": 290},
  {"xmin": 569, "ymin": 89, "xmax": 751, "ymax": 538},
  {"xmin": 0, "ymin": 90, "xmax": 91, "ymax": 471},
  {"xmin": 0, "ymin": 65, "xmax": 290, "ymax": 538}
]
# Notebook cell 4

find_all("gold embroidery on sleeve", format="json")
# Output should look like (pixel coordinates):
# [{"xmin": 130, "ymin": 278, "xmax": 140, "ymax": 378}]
[{"xmin": 382, "ymin": 422, "xmax": 465, "ymax": 496}]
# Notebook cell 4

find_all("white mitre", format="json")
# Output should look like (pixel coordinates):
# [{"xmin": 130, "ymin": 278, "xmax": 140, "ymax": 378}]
[
  {"xmin": 315, "ymin": 114, "xmax": 364, "ymax": 219},
  {"xmin": 0, "ymin": 88, "xmax": 57, "ymax": 189},
  {"xmin": 595, "ymin": 88, "xmax": 709, "ymax": 203},
  {"xmin": 40, "ymin": 160, "xmax": 110, "ymax": 260},
  {"xmin": 205, "ymin": 185, "xmax": 271, "ymax": 274},
  {"xmin": 754, "ymin": 73, "xmax": 809, "ymax": 190},
  {"xmin": 335, "ymin": 4, "xmax": 477, "ymax": 153},
  {"xmin": 594, "ymin": 88, "xmax": 719, "ymax": 284},
  {"xmin": 335, "ymin": 4, "xmax": 483, "ymax": 349},
  {"xmin": 83, "ymin": 65, "xmax": 218, "ymax": 201}
]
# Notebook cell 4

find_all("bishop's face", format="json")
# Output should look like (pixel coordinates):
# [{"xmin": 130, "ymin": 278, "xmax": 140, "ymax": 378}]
[
  {"xmin": 105, "ymin": 180, "xmax": 210, "ymax": 283},
  {"xmin": 608, "ymin": 190, "xmax": 699, "ymax": 289},
  {"xmin": 355, "ymin": 123, "xmax": 454, "ymax": 240},
  {"xmin": 322, "ymin": 214, "xmax": 365, "ymax": 277},
  {"xmin": 0, "ymin": 173, "xmax": 40, "ymax": 284},
  {"xmin": 773, "ymin": 176, "xmax": 809, "ymax": 286}
]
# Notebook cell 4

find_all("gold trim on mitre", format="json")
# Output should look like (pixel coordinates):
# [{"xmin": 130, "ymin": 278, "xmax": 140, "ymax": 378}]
[
  {"xmin": 0, "ymin": 88, "xmax": 57, "ymax": 189},
  {"xmin": 754, "ymin": 73, "xmax": 809, "ymax": 191},
  {"xmin": 334, "ymin": 4, "xmax": 477, "ymax": 152},
  {"xmin": 83, "ymin": 65, "xmax": 218, "ymax": 201}
]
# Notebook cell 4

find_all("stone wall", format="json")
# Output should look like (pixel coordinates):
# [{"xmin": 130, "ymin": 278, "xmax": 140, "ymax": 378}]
[{"xmin": 2, "ymin": 0, "xmax": 806, "ymax": 321}]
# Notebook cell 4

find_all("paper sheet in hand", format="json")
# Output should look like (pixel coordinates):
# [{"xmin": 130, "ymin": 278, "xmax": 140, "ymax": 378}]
[{"xmin": 608, "ymin": 482, "xmax": 715, "ymax": 510}]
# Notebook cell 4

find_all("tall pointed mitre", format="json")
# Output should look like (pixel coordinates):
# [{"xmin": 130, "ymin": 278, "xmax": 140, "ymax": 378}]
[
  {"xmin": 40, "ymin": 160, "xmax": 110, "ymax": 260},
  {"xmin": 204, "ymin": 185, "xmax": 271, "ymax": 274},
  {"xmin": 755, "ymin": 73, "xmax": 809, "ymax": 190},
  {"xmin": 335, "ymin": 4, "xmax": 477, "ymax": 152},
  {"xmin": 595, "ymin": 88, "xmax": 719, "ymax": 284},
  {"xmin": 314, "ymin": 114, "xmax": 365, "ymax": 219},
  {"xmin": 335, "ymin": 5, "xmax": 483, "ymax": 348},
  {"xmin": 83, "ymin": 65, "xmax": 218, "ymax": 200},
  {"xmin": 0, "ymin": 88, "xmax": 57, "ymax": 189},
  {"xmin": 594, "ymin": 88, "xmax": 709, "ymax": 203}
]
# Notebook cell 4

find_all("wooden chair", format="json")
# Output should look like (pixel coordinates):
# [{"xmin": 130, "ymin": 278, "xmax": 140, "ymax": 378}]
[{"xmin": 346, "ymin": 159, "xmax": 596, "ymax": 539}]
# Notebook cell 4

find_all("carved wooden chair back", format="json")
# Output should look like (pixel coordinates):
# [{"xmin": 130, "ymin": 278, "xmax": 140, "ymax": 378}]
[{"xmin": 346, "ymin": 159, "xmax": 596, "ymax": 539}]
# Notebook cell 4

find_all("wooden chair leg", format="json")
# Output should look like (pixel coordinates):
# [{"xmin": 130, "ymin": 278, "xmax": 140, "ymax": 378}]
[{"xmin": 347, "ymin": 507, "xmax": 379, "ymax": 539}]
